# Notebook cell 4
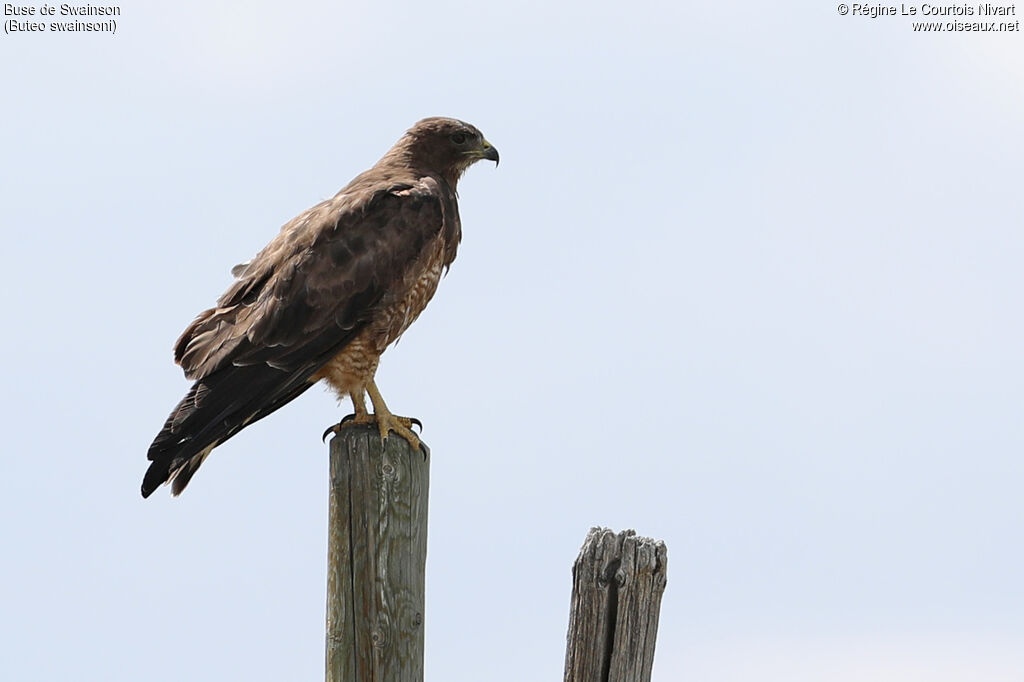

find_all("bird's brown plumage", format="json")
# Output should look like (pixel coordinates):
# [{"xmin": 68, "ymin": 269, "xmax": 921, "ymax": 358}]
[{"xmin": 142, "ymin": 117, "xmax": 497, "ymax": 497}]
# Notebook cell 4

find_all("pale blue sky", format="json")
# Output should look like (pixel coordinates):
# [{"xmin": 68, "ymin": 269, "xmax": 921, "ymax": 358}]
[{"xmin": 1, "ymin": 2, "xmax": 1022, "ymax": 680}]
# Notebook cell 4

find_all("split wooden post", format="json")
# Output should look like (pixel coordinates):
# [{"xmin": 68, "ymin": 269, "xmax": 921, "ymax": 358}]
[
  {"xmin": 325, "ymin": 423, "xmax": 430, "ymax": 682},
  {"xmin": 563, "ymin": 528, "xmax": 668, "ymax": 682}
]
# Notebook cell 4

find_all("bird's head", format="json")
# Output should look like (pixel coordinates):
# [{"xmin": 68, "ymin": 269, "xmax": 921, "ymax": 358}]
[{"xmin": 398, "ymin": 117, "xmax": 499, "ymax": 185}]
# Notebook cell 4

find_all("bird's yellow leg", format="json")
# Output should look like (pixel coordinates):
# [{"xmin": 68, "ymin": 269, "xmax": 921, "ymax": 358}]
[
  {"xmin": 366, "ymin": 380, "xmax": 421, "ymax": 451},
  {"xmin": 322, "ymin": 389, "xmax": 372, "ymax": 441},
  {"xmin": 349, "ymin": 389, "xmax": 370, "ymax": 419}
]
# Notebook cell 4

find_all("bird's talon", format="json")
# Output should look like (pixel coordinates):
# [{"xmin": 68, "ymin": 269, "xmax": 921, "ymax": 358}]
[
  {"xmin": 323, "ymin": 413, "xmax": 366, "ymax": 442},
  {"xmin": 409, "ymin": 417, "xmax": 423, "ymax": 432},
  {"xmin": 322, "ymin": 423, "xmax": 340, "ymax": 443}
]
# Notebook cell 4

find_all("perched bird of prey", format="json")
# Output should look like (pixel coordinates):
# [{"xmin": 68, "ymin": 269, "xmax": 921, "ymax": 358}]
[{"xmin": 142, "ymin": 117, "xmax": 498, "ymax": 498}]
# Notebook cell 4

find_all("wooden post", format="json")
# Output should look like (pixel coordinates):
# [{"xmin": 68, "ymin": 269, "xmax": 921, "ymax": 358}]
[
  {"xmin": 325, "ymin": 423, "xmax": 430, "ymax": 682},
  {"xmin": 563, "ymin": 528, "xmax": 668, "ymax": 682}
]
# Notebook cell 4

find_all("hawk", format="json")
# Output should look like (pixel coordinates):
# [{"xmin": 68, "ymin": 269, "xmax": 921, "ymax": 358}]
[{"xmin": 142, "ymin": 117, "xmax": 498, "ymax": 498}]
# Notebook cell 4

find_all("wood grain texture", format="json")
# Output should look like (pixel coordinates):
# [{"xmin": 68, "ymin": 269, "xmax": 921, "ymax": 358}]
[
  {"xmin": 326, "ymin": 423, "xmax": 430, "ymax": 682},
  {"xmin": 563, "ymin": 528, "xmax": 668, "ymax": 682}
]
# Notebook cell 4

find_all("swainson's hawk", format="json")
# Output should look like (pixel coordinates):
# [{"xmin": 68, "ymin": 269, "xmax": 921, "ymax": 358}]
[{"xmin": 142, "ymin": 117, "xmax": 498, "ymax": 497}]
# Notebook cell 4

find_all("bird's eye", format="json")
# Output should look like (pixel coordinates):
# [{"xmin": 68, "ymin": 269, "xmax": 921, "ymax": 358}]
[{"xmin": 450, "ymin": 133, "xmax": 467, "ymax": 145}]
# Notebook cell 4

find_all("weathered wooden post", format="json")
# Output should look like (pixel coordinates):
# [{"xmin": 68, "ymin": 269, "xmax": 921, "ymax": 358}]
[
  {"xmin": 563, "ymin": 528, "xmax": 668, "ymax": 682},
  {"xmin": 325, "ymin": 422, "xmax": 430, "ymax": 682}
]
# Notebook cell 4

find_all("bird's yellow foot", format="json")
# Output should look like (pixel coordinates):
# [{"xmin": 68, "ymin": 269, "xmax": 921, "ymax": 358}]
[
  {"xmin": 373, "ymin": 412, "xmax": 422, "ymax": 452},
  {"xmin": 323, "ymin": 413, "xmax": 368, "ymax": 442},
  {"xmin": 323, "ymin": 412, "xmax": 423, "ymax": 453}
]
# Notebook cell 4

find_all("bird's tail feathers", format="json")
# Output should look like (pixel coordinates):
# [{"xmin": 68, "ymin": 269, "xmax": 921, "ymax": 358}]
[
  {"xmin": 167, "ymin": 446, "xmax": 215, "ymax": 496},
  {"xmin": 142, "ymin": 364, "xmax": 317, "ymax": 498}
]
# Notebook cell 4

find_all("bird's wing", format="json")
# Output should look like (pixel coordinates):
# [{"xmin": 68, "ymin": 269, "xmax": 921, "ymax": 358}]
[
  {"xmin": 176, "ymin": 177, "xmax": 446, "ymax": 379},
  {"xmin": 142, "ymin": 177, "xmax": 447, "ymax": 497}
]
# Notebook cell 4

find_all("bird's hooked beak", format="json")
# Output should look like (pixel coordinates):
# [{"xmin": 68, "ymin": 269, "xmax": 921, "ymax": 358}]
[{"xmin": 480, "ymin": 139, "xmax": 499, "ymax": 166}]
